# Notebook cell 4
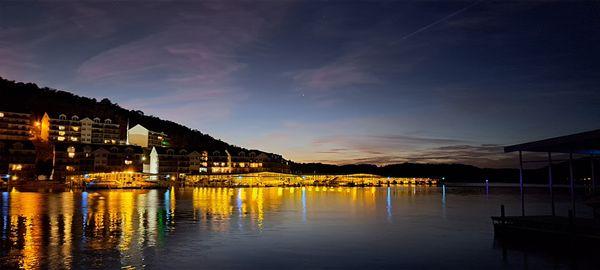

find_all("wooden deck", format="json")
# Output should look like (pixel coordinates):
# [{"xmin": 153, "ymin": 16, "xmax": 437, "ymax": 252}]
[{"xmin": 492, "ymin": 215, "xmax": 600, "ymax": 245}]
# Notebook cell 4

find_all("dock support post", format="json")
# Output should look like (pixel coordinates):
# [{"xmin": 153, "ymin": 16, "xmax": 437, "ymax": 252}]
[
  {"xmin": 548, "ymin": 152, "xmax": 555, "ymax": 216},
  {"xmin": 591, "ymin": 154, "xmax": 596, "ymax": 193},
  {"xmin": 568, "ymin": 210, "xmax": 574, "ymax": 230},
  {"xmin": 519, "ymin": 151, "xmax": 524, "ymax": 216},
  {"xmin": 569, "ymin": 153, "xmax": 575, "ymax": 217}
]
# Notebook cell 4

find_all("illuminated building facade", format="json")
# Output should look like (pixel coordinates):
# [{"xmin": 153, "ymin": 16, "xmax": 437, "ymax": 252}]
[
  {"xmin": 127, "ymin": 124, "xmax": 169, "ymax": 148},
  {"xmin": 205, "ymin": 150, "xmax": 288, "ymax": 174},
  {"xmin": 188, "ymin": 150, "xmax": 208, "ymax": 173},
  {"xmin": 0, "ymin": 111, "xmax": 290, "ymax": 181},
  {"xmin": 142, "ymin": 148, "xmax": 285, "ymax": 178},
  {"xmin": 152, "ymin": 147, "xmax": 190, "ymax": 179},
  {"xmin": 52, "ymin": 143, "xmax": 143, "ymax": 181},
  {"xmin": 208, "ymin": 150, "xmax": 233, "ymax": 174},
  {"xmin": 0, "ymin": 111, "xmax": 34, "ymax": 141},
  {"xmin": 42, "ymin": 113, "xmax": 120, "ymax": 144},
  {"xmin": 0, "ymin": 140, "xmax": 37, "ymax": 181},
  {"xmin": 148, "ymin": 147, "xmax": 159, "ymax": 174}
]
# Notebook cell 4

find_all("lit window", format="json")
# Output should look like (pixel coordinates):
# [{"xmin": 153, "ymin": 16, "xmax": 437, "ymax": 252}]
[
  {"xmin": 11, "ymin": 164, "xmax": 22, "ymax": 171},
  {"xmin": 66, "ymin": 166, "xmax": 75, "ymax": 172},
  {"xmin": 111, "ymin": 140, "xmax": 116, "ymax": 144},
  {"xmin": 0, "ymin": 112, "xmax": 4, "ymax": 118},
  {"xmin": 58, "ymin": 125, "xmax": 65, "ymax": 130},
  {"xmin": 157, "ymin": 136, "xmax": 163, "ymax": 140},
  {"xmin": 67, "ymin": 146, "xmax": 76, "ymax": 158},
  {"xmin": 59, "ymin": 131, "xmax": 66, "ymax": 136},
  {"xmin": 124, "ymin": 160, "xmax": 133, "ymax": 165},
  {"xmin": 72, "ymin": 126, "xmax": 79, "ymax": 131},
  {"xmin": 70, "ymin": 137, "xmax": 78, "ymax": 142},
  {"xmin": 57, "ymin": 136, "xmax": 65, "ymax": 141}
]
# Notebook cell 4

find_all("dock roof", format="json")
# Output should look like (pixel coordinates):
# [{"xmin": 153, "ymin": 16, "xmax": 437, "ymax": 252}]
[{"xmin": 504, "ymin": 129, "xmax": 600, "ymax": 154}]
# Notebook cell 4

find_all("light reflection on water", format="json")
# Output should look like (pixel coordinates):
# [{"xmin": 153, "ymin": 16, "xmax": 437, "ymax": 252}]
[{"xmin": 0, "ymin": 186, "xmax": 598, "ymax": 269}]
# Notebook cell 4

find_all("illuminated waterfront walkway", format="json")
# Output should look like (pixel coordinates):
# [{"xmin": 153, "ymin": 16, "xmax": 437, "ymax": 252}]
[{"xmin": 70, "ymin": 172, "xmax": 437, "ymax": 188}]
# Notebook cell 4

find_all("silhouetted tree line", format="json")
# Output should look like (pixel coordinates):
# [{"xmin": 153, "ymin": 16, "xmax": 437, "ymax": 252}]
[
  {"xmin": 290, "ymin": 162, "xmax": 516, "ymax": 182},
  {"xmin": 291, "ymin": 158, "xmax": 598, "ymax": 184},
  {"xmin": 0, "ymin": 77, "xmax": 266, "ymax": 154}
]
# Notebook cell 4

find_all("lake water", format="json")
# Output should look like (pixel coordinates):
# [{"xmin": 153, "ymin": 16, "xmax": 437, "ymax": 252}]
[{"xmin": 0, "ymin": 186, "xmax": 598, "ymax": 269}]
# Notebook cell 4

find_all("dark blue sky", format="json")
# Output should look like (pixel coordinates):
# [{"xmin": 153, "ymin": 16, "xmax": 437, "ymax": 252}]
[{"xmin": 1, "ymin": 1, "xmax": 599, "ymax": 167}]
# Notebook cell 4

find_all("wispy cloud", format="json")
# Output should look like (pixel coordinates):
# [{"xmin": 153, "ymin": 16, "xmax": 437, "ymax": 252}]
[
  {"xmin": 72, "ymin": 2, "xmax": 290, "ymax": 126},
  {"xmin": 292, "ymin": 59, "xmax": 379, "ymax": 92},
  {"xmin": 312, "ymin": 143, "xmax": 516, "ymax": 168},
  {"xmin": 242, "ymin": 116, "xmax": 515, "ymax": 168}
]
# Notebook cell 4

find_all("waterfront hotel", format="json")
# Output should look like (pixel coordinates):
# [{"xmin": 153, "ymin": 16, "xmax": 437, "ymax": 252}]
[
  {"xmin": 0, "ymin": 111, "xmax": 37, "ymax": 181},
  {"xmin": 127, "ymin": 124, "xmax": 170, "ymax": 148},
  {"xmin": 0, "ymin": 111, "xmax": 34, "ymax": 141},
  {"xmin": 40, "ymin": 113, "xmax": 121, "ymax": 144},
  {"xmin": 0, "ymin": 110, "xmax": 289, "ymax": 182}
]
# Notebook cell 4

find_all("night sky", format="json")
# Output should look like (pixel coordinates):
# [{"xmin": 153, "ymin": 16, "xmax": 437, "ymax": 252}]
[{"xmin": 1, "ymin": 1, "xmax": 599, "ymax": 168}]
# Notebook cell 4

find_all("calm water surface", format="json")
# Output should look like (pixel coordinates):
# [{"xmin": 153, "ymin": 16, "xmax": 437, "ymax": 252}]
[{"xmin": 0, "ymin": 186, "xmax": 598, "ymax": 269}]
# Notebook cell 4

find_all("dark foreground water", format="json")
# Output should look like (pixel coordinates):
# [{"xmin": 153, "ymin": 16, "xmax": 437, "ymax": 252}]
[{"xmin": 0, "ymin": 186, "xmax": 598, "ymax": 269}]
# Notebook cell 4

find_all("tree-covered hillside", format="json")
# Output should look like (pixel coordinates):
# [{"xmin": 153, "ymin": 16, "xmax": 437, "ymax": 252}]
[{"xmin": 0, "ymin": 77, "xmax": 269, "ymax": 154}]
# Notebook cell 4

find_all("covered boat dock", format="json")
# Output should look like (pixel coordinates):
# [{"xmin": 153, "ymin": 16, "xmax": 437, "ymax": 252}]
[{"xmin": 494, "ymin": 129, "xmax": 600, "ymax": 243}]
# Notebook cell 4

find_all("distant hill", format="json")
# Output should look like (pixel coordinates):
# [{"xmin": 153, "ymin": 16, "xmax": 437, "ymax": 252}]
[
  {"xmin": 0, "ymin": 76, "xmax": 273, "ymax": 155},
  {"xmin": 290, "ymin": 162, "xmax": 519, "ymax": 182},
  {"xmin": 291, "ymin": 159, "xmax": 595, "ymax": 184}
]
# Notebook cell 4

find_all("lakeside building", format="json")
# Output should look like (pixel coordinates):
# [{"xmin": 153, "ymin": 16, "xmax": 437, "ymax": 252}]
[
  {"xmin": 0, "ymin": 140, "xmax": 37, "ymax": 181},
  {"xmin": 52, "ymin": 143, "xmax": 143, "ymax": 181},
  {"xmin": 139, "ymin": 148, "xmax": 289, "ymax": 179},
  {"xmin": 0, "ymin": 111, "xmax": 34, "ymax": 141},
  {"xmin": 208, "ymin": 150, "xmax": 233, "ymax": 174},
  {"xmin": 153, "ymin": 147, "xmax": 190, "ymax": 180},
  {"xmin": 189, "ymin": 150, "xmax": 209, "ymax": 173},
  {"xmin": 40, "ymin": 113, "xmax": 120, "ymax": 144},
  {"xmin": 207, "ymin": 150, "xmax": 288, "ymax": 174},
  {"xmin": 127, "ymin": 124, "xmax": 169, "ymax": 148},
  {"xmin": 0, "ymin": 110, "xmax": 290, "ymax": 182},
  {"xmin": 143, "ymin": 148, "xmax": 208, "ymax": 180}
]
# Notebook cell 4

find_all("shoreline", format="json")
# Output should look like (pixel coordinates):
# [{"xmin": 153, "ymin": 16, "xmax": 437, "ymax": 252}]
[{"xmin": 1, "ymin": 181, "xmax": 589, "ymax": 192}]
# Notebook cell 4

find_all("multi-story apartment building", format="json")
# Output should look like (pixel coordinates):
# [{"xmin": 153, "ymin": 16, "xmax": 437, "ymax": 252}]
[
  {"xmin": 208, "ymin": 150, "xmax": 233, "ymax": 174},
  {"xmin": 0, "ymin": 140, "xmax": 37, "ymax": 181},
  {"xmin": 189, "ymin": 150, "xmax": 208, "ymax": 173},
  {"xmin": 154, "ymin": 148, "xmax": 190, "ymax": 179},
  {"xmin": 53, "ymin": 143, "xmax": 143, "ymax": 181},
  {"xmin": 0, "ymin": 111, "xmax": 33, "ymax": 141},
  {"xmin": 127, "ymin": 124, "xmax": 169, "ymax": 148},
  {"xmin": 205, "ymin": 150, "xmax": 286, "ymax": 174},
  {"xmin": 41, "ymin": 113, "xmax": 120, "ymax": 144}
]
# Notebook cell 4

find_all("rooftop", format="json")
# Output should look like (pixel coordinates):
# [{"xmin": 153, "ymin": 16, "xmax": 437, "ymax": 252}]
[{"xmin": 504, "ymin": 129, "xmax": 600, "ymax": 154}]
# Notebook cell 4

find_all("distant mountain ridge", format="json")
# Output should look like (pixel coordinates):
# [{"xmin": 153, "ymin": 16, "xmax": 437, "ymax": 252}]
[{"xmin": 0, "ymin": 76, "xmax": 272, "ymax": 156}]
